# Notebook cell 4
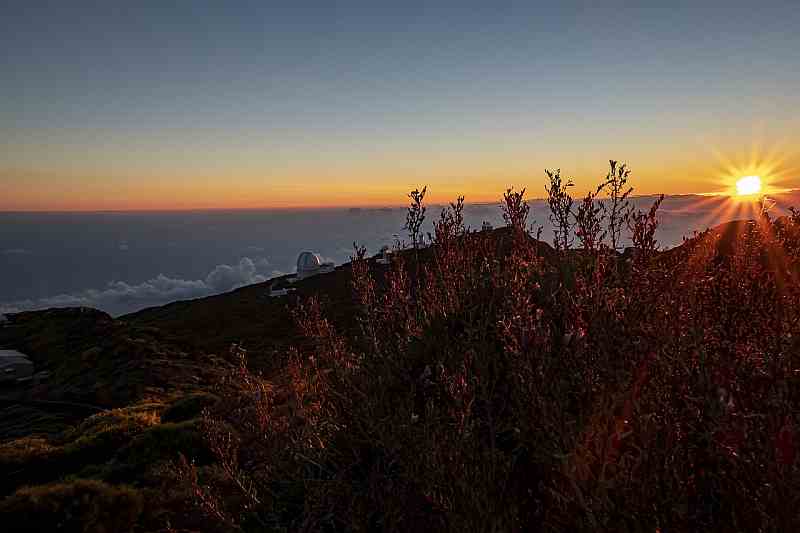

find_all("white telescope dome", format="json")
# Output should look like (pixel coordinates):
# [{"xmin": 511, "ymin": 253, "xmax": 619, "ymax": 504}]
[
  {"xmin": 297, "ymin": 251, "xmax": 322, "ymax": 271},
  {"xmin": 296, "ymin": 251, "xmax": 334, "ymax": 279}
]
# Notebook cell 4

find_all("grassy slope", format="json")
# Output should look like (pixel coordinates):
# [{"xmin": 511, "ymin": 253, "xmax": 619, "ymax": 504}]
[{"xmin": 0, "ymin": 221, "xmax": 778, "ymax": 531}]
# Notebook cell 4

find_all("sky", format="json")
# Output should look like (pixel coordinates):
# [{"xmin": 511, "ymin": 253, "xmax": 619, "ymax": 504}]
[{"xmin": 2, "ymin": 0, "xmax": 799, "ymax": 210}]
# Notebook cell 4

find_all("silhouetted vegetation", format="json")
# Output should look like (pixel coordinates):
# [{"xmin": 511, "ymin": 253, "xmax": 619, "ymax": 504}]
[
  {"xmin": 162, "ymin": 393, "xmax": 220, "ymax": 423},
  {"xmin": 176, "ymin": 161, "xmax": 800, "ymax": 531},
  {"xmin": 0, "ymin": 479, "xmax": 144, "ymax": 533}
]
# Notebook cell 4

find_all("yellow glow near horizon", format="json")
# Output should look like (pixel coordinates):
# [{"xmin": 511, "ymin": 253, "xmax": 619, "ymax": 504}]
[
  {"xmin": 735, "ymin": 175, "xmax": 762, "ymax": 196},
  {"xmin": 2, "ymin": 137, "xmax": 797, "ymax": 211}
]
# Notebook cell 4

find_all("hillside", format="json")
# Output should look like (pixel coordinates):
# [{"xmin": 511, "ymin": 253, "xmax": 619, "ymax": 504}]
[
  {"xmin": 0, "ymin": 307, "xmax": 224, "ymax": 408},
  {"xmin": 0, "ymin": 216, "xmax": 797, "ymax": 532}
]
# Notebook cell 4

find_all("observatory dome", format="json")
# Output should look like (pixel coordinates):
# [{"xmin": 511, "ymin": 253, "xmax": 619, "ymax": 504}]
[
  {"xmin": 297, "ymin": 252, "xmax": 322, "ymax": 272},
  {"xmin": 296, "ymin": 252, "xmax": 334, "ymax": 279}
]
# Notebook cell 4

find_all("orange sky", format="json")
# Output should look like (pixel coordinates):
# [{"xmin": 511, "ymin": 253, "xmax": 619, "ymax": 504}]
[{"xmin": 2, "ymin": 132, "xmax": 797, "ymax": 211}]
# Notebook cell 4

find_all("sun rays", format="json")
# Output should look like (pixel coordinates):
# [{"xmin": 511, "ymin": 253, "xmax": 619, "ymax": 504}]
[
  {"xmin": 672, "ymin": 141, "xmax": 796, "ymax": 236},
  {"xmin": 674, "ymin": 140, "xmax": 798, "ymax": 294},
  {"xmin": 710, "ymin": 139, "xmax": 796, "ymax": 197}
]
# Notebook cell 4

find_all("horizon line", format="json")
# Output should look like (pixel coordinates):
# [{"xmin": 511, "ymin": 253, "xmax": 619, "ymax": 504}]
[{"xmin": 1, "ymin": 190, "xmax": 768, "ymax": 215}]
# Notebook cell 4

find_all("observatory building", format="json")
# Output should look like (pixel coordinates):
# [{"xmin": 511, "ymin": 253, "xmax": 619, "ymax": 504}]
[{"xmin": 296, "ymin": 252, "xmax": 335, "ymax": 280}]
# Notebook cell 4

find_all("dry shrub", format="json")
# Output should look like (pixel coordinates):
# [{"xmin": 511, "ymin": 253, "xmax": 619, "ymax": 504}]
[{"xmin": 183, "ymin": 162, "xmax": 800, "ymax": 532}]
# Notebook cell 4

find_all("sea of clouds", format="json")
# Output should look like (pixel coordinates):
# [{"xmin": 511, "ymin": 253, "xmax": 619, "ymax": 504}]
[
  {"xmin": 0, "ymin": 257, "xmax": 280, "ymax": 317},
  {"xmin": 1, "ymin": 191, "xmax": 797, "ymax": 317}
]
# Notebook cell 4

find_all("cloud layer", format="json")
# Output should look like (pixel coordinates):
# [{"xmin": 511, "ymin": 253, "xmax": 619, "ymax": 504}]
[{"xmin": 0, "ymin": 257, "xmax": 281, "ymax": 317}]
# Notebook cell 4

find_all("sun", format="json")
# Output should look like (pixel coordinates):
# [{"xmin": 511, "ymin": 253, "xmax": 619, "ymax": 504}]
[{"xmin": 735, "ymin": 175, "xmax": 762, "ymax": 196}]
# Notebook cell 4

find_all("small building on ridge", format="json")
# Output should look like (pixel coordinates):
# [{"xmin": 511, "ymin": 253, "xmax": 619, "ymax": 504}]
[{"xmin": 0, "ymin": 350, "xmax": 34, "ymax": 384}]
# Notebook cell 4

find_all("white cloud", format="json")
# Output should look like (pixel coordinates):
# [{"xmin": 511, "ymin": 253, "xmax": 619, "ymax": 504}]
[
  {"xmin": 253, "ymin": 257, "xmax": 271, "ymax": 270},
  {"xmin": 0, "ymin": 257, "xmax": 280, "ymax": 317},
  {"xmin": 205, "ymin": 257, "xmax": 267, "ymax": 292}
]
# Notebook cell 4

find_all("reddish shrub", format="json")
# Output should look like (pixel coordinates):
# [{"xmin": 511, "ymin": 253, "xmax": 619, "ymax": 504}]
[{"xmin": 183, "ymin": 162, "xmax": 800, "ymax": 532}]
